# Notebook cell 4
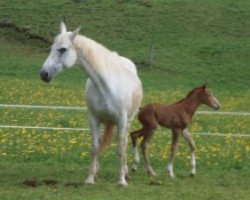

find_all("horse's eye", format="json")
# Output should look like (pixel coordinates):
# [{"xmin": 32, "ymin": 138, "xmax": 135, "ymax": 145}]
[{"xmin": 58, "ymin": 48, "xmax": 67, "ymax": 54}]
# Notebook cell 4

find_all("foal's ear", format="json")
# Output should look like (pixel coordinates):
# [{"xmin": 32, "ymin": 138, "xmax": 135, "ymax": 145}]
[
  {"xmin": 60, "ymin": 21, "xmax": 67, "ymax": 33},
  {"xmin": 202, "ymin": 83, "xmax": 208, "ymax": 90},
  {"xmin": 70, "ymin": 26, "xmax": 81, "ymax": 40}
]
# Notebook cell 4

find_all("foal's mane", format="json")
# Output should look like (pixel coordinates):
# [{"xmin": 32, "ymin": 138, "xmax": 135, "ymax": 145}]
[{"xmin": 175, "ymin": 86, "xmax": 203, "ymax": 105}]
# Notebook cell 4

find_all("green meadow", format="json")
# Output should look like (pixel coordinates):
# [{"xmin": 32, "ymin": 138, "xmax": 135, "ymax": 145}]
[{"xmin": 0, "ymin": 0, "xmax": 249, "ymax": 199}]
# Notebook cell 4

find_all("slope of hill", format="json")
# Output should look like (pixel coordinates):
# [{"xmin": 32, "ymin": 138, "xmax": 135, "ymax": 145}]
[{"xmin": 0, "ymin": 0, "xmax": 249, "ymax": 93}]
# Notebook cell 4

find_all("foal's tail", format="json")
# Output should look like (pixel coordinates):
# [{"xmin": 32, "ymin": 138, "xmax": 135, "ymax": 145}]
[{"xmin": 99, "ymin": 124, "xmax": 115, "ymax": 153}]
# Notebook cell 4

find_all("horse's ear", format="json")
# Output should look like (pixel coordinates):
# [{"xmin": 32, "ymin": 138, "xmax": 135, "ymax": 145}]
[
  {"xmin": 60, "ymin": 21, "xmax": 67, "ymax": 33},
  {"xmin": 70, "ymin": 26, "xmax": 81, "ymax": 40}
]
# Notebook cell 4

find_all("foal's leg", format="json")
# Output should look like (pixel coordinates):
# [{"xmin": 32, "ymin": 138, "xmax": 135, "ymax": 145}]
[
  {"xmin": 85, "ymin": 112, "xmax": 100, "ymax": 185},
  {"xmin": 167, "ymin": 128, "xmax": 181, "ymax": 178},
  {"xmin": 130, "ymin": 127, "xmax": 146, "ymax": 171},
  {"xmin": 182, "ymin": 128, "xmax": 196, "ymax": 176},
  {"xmin": 140, "ymin": 130, "xmax": 157, "ymax": 176}
]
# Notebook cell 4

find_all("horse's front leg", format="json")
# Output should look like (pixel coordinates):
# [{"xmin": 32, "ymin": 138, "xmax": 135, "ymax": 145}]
[
  {"xmin": 182, "ymin": 128, "xmax": 196, "ymax": 176},
  {"xmin": 117, "ymin": 115, "xmax": 129, "ymax": 186},
  {"xmin": 167, "ymin": 128, "xmax": 181, "ymax": 178},
  {"xmin": 85, "ymin": 112, "xmax": 100, "ymax": 185}
]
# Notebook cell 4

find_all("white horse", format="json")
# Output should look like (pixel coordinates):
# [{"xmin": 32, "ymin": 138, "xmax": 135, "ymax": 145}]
[{"xmin": 40, "ymin": 22, "xmax": 143, "ymax": 186}]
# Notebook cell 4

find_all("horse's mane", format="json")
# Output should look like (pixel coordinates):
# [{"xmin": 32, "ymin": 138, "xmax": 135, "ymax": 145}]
[{"xmin": 73, "ymin": 35, "xmax": 133, "ymax": 75}]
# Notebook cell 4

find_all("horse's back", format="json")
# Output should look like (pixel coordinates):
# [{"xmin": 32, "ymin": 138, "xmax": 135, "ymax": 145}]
[{"xmin": 119, "ymin": 56, "xmax": 138, "ymax": 75}]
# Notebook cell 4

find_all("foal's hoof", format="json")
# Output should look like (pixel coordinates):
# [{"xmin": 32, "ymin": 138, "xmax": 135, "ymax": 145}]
[
  {"xmin": 167, "ymin": 172, "xmax": 175, "ymax": 179},
  {"xmin": 131, "ymin": 165, "xmax": 138, "ymax": 173},
  {"xmin": 149, "ymin": 179, "xmax": 162, "ymax": 186},
  {"xmin": 147, "ymin": 171, "xmax": 157, "ymax": 177}
]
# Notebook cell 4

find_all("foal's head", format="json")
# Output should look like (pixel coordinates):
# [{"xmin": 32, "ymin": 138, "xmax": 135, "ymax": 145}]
[
  {"xmin": 194, "ymin": 84, "xmax": 221, "ymax": 110},
  {"xmin": 40, "ymin": 22, "xmax": 81, "ymax": 82}
]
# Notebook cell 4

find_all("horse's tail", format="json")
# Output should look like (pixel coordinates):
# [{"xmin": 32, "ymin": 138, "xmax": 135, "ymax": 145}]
[{"xmin": 99, "ymin": 124, "xmax": 115, "ymax": 153}]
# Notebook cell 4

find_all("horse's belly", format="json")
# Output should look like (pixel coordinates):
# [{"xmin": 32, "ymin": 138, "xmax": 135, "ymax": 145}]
[
  {"xmin": 85, "ymin": 75, "xmax": 142, "ymax": 123},
  {"xmin": 85, "ymin": 80, "xmax": 120, "ymax": 122},
  {"xmin": 90, "ymin": 100, "xmax": 117, "ymax": 122}
]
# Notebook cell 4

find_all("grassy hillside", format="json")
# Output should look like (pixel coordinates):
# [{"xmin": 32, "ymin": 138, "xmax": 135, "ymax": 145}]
[{"xmin": 1, "ymin": 0, "xmax": 250, "ymax": 93}]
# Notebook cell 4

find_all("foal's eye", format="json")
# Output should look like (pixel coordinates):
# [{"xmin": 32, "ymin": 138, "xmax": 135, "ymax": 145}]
[{"xmin": 58, "ymin": 48, "xmax": 67, "ymax": 54}]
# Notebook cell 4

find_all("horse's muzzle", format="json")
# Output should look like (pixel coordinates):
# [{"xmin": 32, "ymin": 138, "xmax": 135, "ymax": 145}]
[{"xmin": 40, "ymin": 70, "xmax": 51, "ymax": 83}]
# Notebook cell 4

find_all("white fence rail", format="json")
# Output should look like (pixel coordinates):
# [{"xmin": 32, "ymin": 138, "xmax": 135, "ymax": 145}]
[
  {"xmin": 1, "ymin": 103, "xmax": 250, "ymax": 116},
  {"xmin": 0, "ymin": 104, "xmax": 250, "ymax": 138}
]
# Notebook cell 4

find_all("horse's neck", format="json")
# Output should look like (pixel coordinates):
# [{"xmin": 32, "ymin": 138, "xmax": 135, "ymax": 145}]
[
  {"xmin": 74, "ymin": 35, "xmax": 118, "ymax": 98},
  {"xmin": 181, "ymin": 95, "xmax": 202, "ymax": 117}
]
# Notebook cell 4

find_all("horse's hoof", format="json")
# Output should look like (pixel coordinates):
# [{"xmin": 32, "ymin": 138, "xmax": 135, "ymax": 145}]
[
  {"xmin": 85, "ymin": 177, "xmax": 95, "ymax": 185},
  {"xmin": 85, "ymin": 181, "xmax": 95, "ymax": 185},
  {"xmin": 118, "ymin": 181, "xmax": 128, "ymax": 187},
  {"xmin": 125, "ymin": 174, "xmax": 131, "ymax": 181},
  {"xmin": 190, "ymin": 172, "xmax": 196, "ymax": 177}
]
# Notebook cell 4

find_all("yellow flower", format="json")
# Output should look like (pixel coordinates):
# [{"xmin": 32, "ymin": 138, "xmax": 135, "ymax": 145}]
[
  {"xmin": 70, "ymin": 138, "xmax": 77, "ymax": 144},
  {"xmin": 245, "ymin": 145, "xmax": 250, "ymax": 152}
]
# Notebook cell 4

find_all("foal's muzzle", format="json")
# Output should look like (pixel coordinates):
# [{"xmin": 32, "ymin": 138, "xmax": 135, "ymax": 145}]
[{"xmin": 40, "ymin": 70, "xmax": 51, "ymax": 83}]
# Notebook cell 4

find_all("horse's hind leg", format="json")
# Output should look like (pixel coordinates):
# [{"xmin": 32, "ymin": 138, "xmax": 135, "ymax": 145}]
[
  {"xmin": 167, "ymin": 128, "xmax": 181, "ymax": 178},
  {"xmin": 117, "ymin": 114, "xmax": 129, "ymax": 186},
  {"xmin": 182, "ymin": 128, "xmax": 196, "ymax": 176}
]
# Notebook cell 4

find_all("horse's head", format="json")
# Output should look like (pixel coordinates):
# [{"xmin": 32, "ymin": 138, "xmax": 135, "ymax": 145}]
[
  {"xmin": 200, "ymin": 84, "xmax": 221, "ymax": 110},
  {"xmin": 40, "ymin": 22, "xmax": 80, "ymax": 82}
]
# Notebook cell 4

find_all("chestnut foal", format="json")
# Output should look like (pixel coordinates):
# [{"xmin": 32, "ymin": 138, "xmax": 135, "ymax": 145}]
[{"xmin": 130, "ymin": 84, "xmax": 221, "ymax": 178}]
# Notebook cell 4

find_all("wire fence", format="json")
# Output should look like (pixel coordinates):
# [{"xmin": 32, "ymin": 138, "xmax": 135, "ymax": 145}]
[{"xmin": 0, "ymin": 103, "xmax": 250, "ymax": 138}]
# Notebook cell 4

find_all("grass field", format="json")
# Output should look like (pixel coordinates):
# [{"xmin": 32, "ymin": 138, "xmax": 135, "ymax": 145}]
[{"xmin": 0, "ymin": 0, "xmax": 250, "ymax": 199}]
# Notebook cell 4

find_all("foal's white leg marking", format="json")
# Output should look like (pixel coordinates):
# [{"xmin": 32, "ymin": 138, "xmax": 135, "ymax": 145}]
[
  {"xmin": 132, "ymin": 144, "xmax": 140, "ymax": 172},
  {"xmin": 166, "ymin": 129, "xmax": 180, "ymax": 178},
  {"xmin": 133, "ymin": 146, "xmax": 140, "ymax": 163},
  {"xmin": 182, "ymin": 128, "xmax": 196, "ymax": 176},
  {"xmin": 190, "ymin": 152, "xmax": 196, "ymax": 176},
  {"xmin": 167, "ymin": 163, "xmax": 175, "ymax": 178},
  {"xmin": 85, "ymin": 112, "xmax": 100, "ymax": 185}
]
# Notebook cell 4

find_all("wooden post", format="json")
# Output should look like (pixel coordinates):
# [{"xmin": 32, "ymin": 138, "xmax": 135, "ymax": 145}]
[{"xmin": 149, "ymin": 45, "xmax": 154, "ymax": 68}]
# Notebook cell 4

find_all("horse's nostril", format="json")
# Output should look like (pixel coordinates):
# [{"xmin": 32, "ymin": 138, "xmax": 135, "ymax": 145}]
[
  {"xmin": 40, "ymin": 70, "xmax": 51, "ymax": 82},
  {"xmin": 40, "ymin": 71, "xmax": 48, "ymax": 78},
  {"xmin": 40, "ymin": 70, "xmax": 48, "ymax": 78}
]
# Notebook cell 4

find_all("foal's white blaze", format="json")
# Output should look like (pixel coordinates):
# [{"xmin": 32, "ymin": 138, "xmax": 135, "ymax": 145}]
[
  {"xmin": 210, "ymin": 96, "xmax": 221, "ymax": 110},
  {"xmin": 40, "ymin": 22, "xmax": 143, "ymax": 186}
]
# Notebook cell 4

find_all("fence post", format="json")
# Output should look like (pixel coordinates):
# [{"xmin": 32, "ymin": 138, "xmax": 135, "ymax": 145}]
[{"xmin": 149, "ymin": 45, "xmax": 154, "ymax": 68}]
